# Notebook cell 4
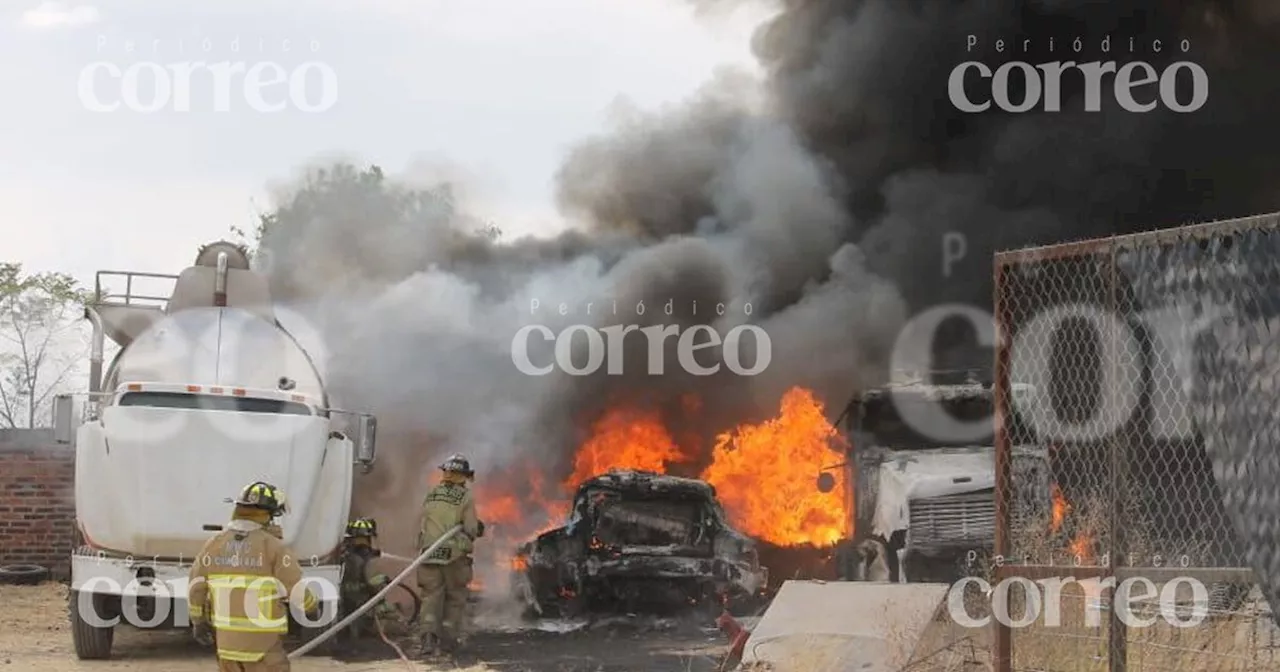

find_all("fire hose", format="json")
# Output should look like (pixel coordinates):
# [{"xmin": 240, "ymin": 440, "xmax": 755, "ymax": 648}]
[
  {"xmin": 287, "ymin": 524, "xmax": 463, "ymax": 659},
  {"xmin": 374, "ymin": 610, "xmax": 415, "ymax": 671}
]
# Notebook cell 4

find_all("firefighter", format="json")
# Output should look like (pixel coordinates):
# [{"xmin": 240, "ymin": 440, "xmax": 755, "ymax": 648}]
[
  {"xmin": 188, "ymin": 481, "xmax": 321, "ymax": 671},
  {"xmin": 338, "ymin": 517, "xmax": 397, "ymax": 644},
  {"xmin": 416, "ymin": 454, "xmax": 484, "ymax": 657}
]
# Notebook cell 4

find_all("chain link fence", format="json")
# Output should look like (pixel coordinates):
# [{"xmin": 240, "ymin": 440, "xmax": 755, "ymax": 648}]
[{"xmin": 992, "ymin": 213, "xmax": 1280, "ymax": 671}]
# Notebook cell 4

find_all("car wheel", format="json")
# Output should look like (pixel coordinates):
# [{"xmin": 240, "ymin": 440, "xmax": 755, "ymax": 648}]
[
  {"xmin": 553, "ymin": 587, "xmax": 589, "ymax": 620},
  {"xmin": 0, "ymin": 564, "xmax": 49, "ymax": 586}
]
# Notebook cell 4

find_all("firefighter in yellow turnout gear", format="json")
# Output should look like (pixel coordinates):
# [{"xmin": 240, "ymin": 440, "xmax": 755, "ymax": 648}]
[
  {"xmin": 188, "ymin": 482, "xmax": 320, "ymax": 671},
  {"xmin": 416, "ymin": 454, "xmax": 484, "ymax": 657},
  {"xmin": 338, "ymin": 517, "xmax": 397, "ymax": 645}
]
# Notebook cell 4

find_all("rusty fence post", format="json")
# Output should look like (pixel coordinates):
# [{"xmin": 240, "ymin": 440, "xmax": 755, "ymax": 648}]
[
  {"xmin": 1106, "ymin": 239, "xmax": 1128, "ymax": 672},
  {"xmin": 992, "ymin": 256, "xmax": 1013, "ymax": 672}
]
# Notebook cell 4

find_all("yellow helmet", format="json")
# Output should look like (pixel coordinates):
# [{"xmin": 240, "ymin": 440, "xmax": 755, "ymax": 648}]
[
  {"xmin": 344, "ymin": 518, "xmax": 377, "ymax": 539},
  {"xmin": 230, "ymin": 481, "xmax": 287, "ymax": 516}
]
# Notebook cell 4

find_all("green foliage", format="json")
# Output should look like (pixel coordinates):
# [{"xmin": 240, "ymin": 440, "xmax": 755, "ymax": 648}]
[
  {"xmin": 0, "ymin": 263, "xmax": 87, "ymax": 304},
  {"xmin": 0, "ymin": 263, "xmax": 88, "ymax": 428}
]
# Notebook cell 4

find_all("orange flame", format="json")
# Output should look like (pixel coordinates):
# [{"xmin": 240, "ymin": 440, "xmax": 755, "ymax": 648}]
[
  {"xmin": 1050, "ymin": 484, "xmax": 1070, "ymax": 534},
  {"xmin": 701, "ymin": 387, "xmax": 851, "ymax": 546},
  {"xmin": 468, "ymin": 385, "xmax": 852, "ymax": 591},
  {"xmin": 1069, "ymin": 531, "xmax": 1095, "ymax": 562},
  {"xmin": 564, "ymin": 406, "xmax": 689, "ymax": 489}
]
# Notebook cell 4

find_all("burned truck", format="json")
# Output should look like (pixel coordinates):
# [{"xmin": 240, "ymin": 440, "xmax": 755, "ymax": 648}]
[
  {"xmin": 512, "ymin": 470, "xmax": 768, "ymax": 616},
  {"xmin": 818, "ymin": 376, "xmax": 1051, "ymax": 583}
]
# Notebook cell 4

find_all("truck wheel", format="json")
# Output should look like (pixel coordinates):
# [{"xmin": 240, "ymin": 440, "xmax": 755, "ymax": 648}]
[
  {"xmin": 833, "ymin": 541, "xmax": 859, "ymax": 580},
  {"xmin": 835, "ymin": 538, "xmax": 891, "ymax": 581},
  {"xmin": 69, "ymin": 589, "xmax": 115, "ymax": 660},
  {"xmin": 297, "ymin": 624, "xmax": 335, "ymax": 656},
  {"xmin": 295, "ymin": 605, "xmax": 339, "ymax": 657}
]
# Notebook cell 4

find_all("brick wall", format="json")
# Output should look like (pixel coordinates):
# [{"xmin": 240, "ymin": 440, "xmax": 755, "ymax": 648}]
[{"xmin": 0, "ymin": 429, "xmax": 75, "ymax": 578}]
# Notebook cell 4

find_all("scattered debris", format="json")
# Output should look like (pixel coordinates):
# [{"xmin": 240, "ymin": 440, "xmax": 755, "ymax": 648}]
[{"xmin": 715, "ymin": 610, "xmax": 750, "ymax": 671}]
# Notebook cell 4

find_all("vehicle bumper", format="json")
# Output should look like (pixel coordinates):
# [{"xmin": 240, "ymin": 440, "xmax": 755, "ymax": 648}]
[
  {"xmin": 70, "ymin": 553, "xmax": 341, "ymax": 627},
  {"xmin": 583, "ymin": 555, "xmax": 767, "ymax": 593}
]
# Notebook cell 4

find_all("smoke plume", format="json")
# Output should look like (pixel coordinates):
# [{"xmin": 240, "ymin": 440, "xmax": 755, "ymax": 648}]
[{"xmin": 254, "ymin": 0, "xmax": 1280, "ymax": 591}]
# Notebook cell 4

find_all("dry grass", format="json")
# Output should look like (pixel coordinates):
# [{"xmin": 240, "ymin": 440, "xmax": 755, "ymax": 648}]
[
  {"xmin": 1008, "ymin": 596, "xmax": 1280, "ymax": 672},
  {"xmin": 878, "ymin": 586, "xmax": 1280, "ymax": 672},
  {"xmin": 727, "ymin": 487, "xmax": 1280, "ymax": 671},
  {"xmin": 908, "ymin": 491, "xmax": 1280, "ymax": 672},
  {"xmin": 0, "ymin": 582, "xmax": 497, "ymax": 672}
]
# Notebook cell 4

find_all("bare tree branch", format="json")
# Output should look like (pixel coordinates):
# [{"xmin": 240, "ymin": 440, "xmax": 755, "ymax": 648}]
[{"xmin": 0, "ymin": 263, "xmax": 87, "ymax": 428}]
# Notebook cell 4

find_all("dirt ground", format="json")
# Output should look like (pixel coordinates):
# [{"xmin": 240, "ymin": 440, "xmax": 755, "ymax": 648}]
[{"xmin": 0, "ymin": 583, "xmax": 735, "ymax": 672}]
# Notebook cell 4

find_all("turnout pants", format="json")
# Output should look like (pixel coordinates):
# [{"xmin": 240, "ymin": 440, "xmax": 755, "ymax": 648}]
[
  {"xmin": 417, "ymin": 558, "xmax": 473, "ymax": 639},
  {"xmin": 216, "ymin": 641, "xmax": 290, "ymax": 671}
]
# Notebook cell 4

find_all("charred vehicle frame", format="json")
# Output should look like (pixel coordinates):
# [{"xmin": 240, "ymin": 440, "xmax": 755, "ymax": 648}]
[{"xmin": 512, "ymin": 470, "xmax": 768, "ymax": 616}]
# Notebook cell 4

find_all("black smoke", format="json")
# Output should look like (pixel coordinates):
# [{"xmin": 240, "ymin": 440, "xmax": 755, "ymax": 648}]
[
  {"xmin": 559, "ymin": 0, "xmax": 1280, "ymax": 368},
  {"xmin": 253, "ymin": 0, "xmax": 1280, "ymax": 584}
]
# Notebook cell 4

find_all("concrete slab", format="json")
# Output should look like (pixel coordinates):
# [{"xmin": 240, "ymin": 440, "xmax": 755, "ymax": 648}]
[{"xmin": 738, "ymin": 580, "xmax": 949, "ymax": 671}]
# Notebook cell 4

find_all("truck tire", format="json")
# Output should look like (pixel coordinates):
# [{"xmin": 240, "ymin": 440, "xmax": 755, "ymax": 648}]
[
  {"xmin": 0, "ymin": 564, "xmax": 49, "ymax": 585},
  {"xmin": 69, "ymin": 589, "xmax": 115, "ymax": 660},
  {"xmin": 294, "ymin": 603, "xmax": 339, "ymax": 657},
  {"xmin": 833, "ymin": 541, "xmax": 859, "ymax": 580},
  {"xmin": 297, "ymin": 624, "xmax": 335, "ymax": 656},
  {"xmin": 833, "ymin": 538, "xmax": 891, "ymax": 581}
]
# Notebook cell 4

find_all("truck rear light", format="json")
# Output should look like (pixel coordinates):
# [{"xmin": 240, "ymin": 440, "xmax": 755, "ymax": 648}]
[
  {"xmin": 186, "ymin": 385, "xmax": 201, "ymax": 392},
  {"xmin": 127, "ymin": 383, "xmax": 142, "ymax": 391},
  {"xmin": 232, "ymin": 388, "xmax": 246, "ymax": 396}
]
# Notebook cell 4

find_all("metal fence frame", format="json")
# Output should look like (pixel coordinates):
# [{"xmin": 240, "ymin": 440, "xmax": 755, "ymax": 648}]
[{"xmin": 991, "ymin": 212, "xmax": 1280, "ymax": 672}]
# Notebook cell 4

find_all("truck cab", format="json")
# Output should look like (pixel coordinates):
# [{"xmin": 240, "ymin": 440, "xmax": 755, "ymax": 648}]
[
  {"xmin": 52, "ymin": 242, "xmax": 378, "ymax": 660},
  {"xmin": 818, "ymin": 374, "xmax": 1050, "ymax": 583}
]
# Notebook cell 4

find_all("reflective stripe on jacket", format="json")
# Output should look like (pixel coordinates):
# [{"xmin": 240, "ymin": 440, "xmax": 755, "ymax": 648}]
[
  {"xmin": 187, "ymin": 520, "xmax": 318, "ymax": 662},
  {"xmin": 418, "ymin": 482, "xmax": 481, "ymax": 564}
]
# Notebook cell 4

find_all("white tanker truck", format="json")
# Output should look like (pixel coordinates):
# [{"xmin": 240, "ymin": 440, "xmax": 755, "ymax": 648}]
[{"xmin": 52, "ymin": 241, "xmax": 378, "ymax": 660}]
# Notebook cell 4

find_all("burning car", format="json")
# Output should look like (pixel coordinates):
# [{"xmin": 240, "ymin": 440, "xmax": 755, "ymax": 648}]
[{"xmin": 511, "ymin": 470, "xmax": 768, "ymax": 616}]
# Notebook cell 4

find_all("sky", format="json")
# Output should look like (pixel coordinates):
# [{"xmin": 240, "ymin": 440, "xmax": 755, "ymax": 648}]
[{"xmin": 0, "ymin": 0, "xmax": 767, "ymax": 287}]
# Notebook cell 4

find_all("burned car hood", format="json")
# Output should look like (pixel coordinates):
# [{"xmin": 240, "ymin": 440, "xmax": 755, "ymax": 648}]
[{"xmin": 517, "ymin": 470, "xmax": 752, "ymax": 559}]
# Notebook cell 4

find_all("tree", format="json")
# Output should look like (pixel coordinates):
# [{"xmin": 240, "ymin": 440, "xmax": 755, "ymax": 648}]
[
  {"xmin": 230, "ymin": 163, "xmax": 503, "ymax": 259},
  {"xmin": 0, "ymin": 264, "xmax": 89, "ymax": 428}
]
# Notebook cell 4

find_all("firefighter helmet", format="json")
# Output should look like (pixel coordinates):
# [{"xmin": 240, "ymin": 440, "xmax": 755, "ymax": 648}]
[
  {"xmin": 439, "ymin": 454, "xmax": 474, "ymax": 477},
  {"xmin": 345, "ymin": 517, "xmax": 378, "ymax": 539},
  {"xmin": 231, "ymin": 481, "xmax": 287, "ymax": 516}
]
